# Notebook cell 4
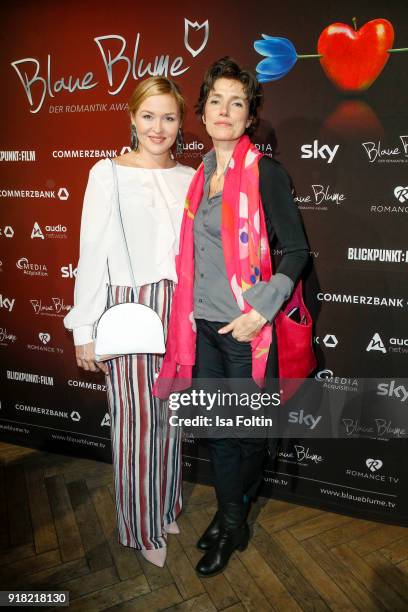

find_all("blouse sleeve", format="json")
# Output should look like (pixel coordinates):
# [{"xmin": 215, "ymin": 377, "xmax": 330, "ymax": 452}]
[
  {"xmin": 63, "ymin": 161, "xmax": 112, "ymax": 345},
  {"xmin": 243, "ymin": 155, "xmax": 309, "ymax": 322}
]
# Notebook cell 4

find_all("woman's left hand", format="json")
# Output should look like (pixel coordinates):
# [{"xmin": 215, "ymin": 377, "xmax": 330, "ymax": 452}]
[{"xmin": 218, "ymin": 309, "xmax": 267, "ymax": 342}]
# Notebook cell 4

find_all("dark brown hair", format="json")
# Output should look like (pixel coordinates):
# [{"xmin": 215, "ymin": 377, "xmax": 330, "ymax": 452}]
[{"xmin": 195, "ymin": 56, "xmax": 263, "ymax": 136}]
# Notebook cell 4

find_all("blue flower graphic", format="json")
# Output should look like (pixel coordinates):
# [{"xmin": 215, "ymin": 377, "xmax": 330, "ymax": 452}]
[{"xmin": 254, "ymin": 35, "xmax": 298, "ymax": 82}]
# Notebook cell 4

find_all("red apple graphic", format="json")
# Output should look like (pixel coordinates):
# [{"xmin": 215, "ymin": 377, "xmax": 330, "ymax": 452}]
[{"xmin": 318, "ymin": 18, "xmax": 394, "ymax": 91}]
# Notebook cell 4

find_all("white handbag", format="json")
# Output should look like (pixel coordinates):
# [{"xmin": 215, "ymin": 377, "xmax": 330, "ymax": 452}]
[{"xmin": 93, "ymin": 160, "xmax": 165, "ymax": 362}]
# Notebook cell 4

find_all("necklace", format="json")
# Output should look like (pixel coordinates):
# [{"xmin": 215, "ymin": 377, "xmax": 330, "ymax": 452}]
[{"xmin": 210, "ymin": 157, "xmax": 232, "ymax": 195}]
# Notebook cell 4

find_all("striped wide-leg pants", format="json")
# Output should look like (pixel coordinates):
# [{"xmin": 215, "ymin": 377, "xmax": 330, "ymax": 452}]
[{"xmin": 105, "ymin": 280, "xmax": 182, "ymax": 550}]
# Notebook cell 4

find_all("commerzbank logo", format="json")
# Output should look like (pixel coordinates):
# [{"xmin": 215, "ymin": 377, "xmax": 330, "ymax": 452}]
[
  {"xmin": 0, "ymin": 225, "xmax": 14, "ymax": 238},
  {"xmin": 0, "ymin": 187, "xmax": 69, "ymax": 200}
]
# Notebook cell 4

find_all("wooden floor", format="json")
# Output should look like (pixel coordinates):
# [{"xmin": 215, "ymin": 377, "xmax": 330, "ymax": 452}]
[{"xmin": 0, "ymin": 442, "xmax": 407, "ymax": 611}]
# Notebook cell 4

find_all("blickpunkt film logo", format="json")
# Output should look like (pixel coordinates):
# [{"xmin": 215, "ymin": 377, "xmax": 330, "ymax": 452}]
[
  {"xmin": 361, "ymin": 136, "xmax": 408, "ymax": 164},
  {"xmin": 0, "ymin": 150, "xmax": 36, "ymax": 162},
  {"xmin": 0, "ymin": 187, "xmax": 69, "ymax": 200},
  {"xmin": 348, "ymin": 247, "xmax": 408, "ymax": 264},
  {"xmin": 6, "ymin": 370, "xmax": 54, "ymax": 386},
  {"xmin": 295, "ymin": 184, "xmax": 346, "ymax": 211},
  {"xmin": 16, "ymin": 257, "xmax": 48, "ymax": 277},
  {"xmin": 31, "ymin": 222, "xmax": 68, "ymax": 240},
  {"xmin": 0, "ymin": 225, "xmax": 14, "ymax": 238}
]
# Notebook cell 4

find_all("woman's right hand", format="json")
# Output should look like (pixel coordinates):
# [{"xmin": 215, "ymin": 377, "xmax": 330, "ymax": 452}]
[{"xmin": 75, "ymin": 342, "xmax": 109, "ymax": 375}]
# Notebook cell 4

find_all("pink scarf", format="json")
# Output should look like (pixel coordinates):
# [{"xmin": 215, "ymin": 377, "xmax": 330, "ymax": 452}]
[{"xmin": 153, "ymin": 135, "xmax": 272, "ymax": 399}]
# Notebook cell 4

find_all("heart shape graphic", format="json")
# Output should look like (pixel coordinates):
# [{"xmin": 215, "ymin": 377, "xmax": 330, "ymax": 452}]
[
  {"xmin": 394, "ymin": 186, "xmax": 408, "ymax": 203},
  {"xmin": 318, "ymin": 19, "xmax": 394, "ymax": 91},
  {"xmin": 39, "ymin": 332, "xmax": 51, "ymax": 345},
  {"xmin": 366, "ymin": 458, "xmax": 383, "ymax": 472}
]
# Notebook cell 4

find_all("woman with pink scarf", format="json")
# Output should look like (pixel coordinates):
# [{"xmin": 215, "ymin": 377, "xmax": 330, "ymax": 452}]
[{"xmin": 154, "ymin": 57, "xmax": 310, "ymax": 576}]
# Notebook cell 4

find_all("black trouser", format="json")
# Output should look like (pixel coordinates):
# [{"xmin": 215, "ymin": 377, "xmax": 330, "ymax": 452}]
[{"xmin": 193, "ymin": 319, "xmax": 267, "ymax": 506}]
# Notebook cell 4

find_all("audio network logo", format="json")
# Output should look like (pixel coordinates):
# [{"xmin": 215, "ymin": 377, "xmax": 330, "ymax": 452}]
[
  {"xmin": 101, "ymin": 413, "xmax": 110, "ymax": 427},
  {"xmin": 31, "ymin": 222, "xmax": 44, "ymax": 239},
  {"xmin": 366, "ymin": 333, "xmax": 386, "ymax": 354},
  {"xmin": 367, "ymin": 334, "xmax": 408, "ymax": 355},
  {"xmin": 31, "ymin": 222, "xmax": 67, "ymax": 240}
]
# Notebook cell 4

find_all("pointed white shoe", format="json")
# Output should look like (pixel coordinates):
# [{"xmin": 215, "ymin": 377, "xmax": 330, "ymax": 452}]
[
  {"xmin": 141, "ymin": 546, "xmax": 167, "ymax": 567},
  {"xmin": 164, "ymin": 520, "xmax": 180, "ymax": 534}
]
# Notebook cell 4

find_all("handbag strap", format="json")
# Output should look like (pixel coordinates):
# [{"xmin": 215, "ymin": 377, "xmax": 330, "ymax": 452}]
[{"xmin": 108, "ymin": 159, "xmax": 138, "ymax": 298}]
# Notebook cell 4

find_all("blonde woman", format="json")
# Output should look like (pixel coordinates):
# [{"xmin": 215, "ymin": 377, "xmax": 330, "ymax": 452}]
[{"xmin": 64, "ymin": 77, "xmax": 195, "ymax": 567}]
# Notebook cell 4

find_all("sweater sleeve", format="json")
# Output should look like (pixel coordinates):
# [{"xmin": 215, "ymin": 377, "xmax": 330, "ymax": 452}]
[
  {"xmin": 243, "ymin": 155, "xmax": 309, "ymax": 321},
  {"xmin": 63, "ymin": 160, "xmax": 112, "ymax": 345}
]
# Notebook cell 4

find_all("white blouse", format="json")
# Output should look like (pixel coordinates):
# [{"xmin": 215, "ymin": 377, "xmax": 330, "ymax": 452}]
[{"xmin": 64, "ymin": 158, "xmax": 195, "ymax": 345}]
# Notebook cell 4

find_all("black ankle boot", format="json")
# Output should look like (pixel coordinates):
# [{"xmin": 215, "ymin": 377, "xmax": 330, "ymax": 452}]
[
  {"xmin": 197, "ymin": 511, "xmax": 221, "ymax": 550},
  {"xmin": 196, "ymin": 502, "xmax": 250, "ymax": 577}
]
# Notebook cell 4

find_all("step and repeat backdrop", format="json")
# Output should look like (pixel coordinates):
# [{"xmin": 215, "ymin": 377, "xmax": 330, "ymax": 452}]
[{"xmin": 1, "ymin": 0, "xmax": 407, "ymax": 525}]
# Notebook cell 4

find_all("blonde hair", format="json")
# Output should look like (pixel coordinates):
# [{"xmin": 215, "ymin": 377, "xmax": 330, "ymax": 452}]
[{"xmin": 128, "ymin": 76, "xmax": 185, "ymax": 121}]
